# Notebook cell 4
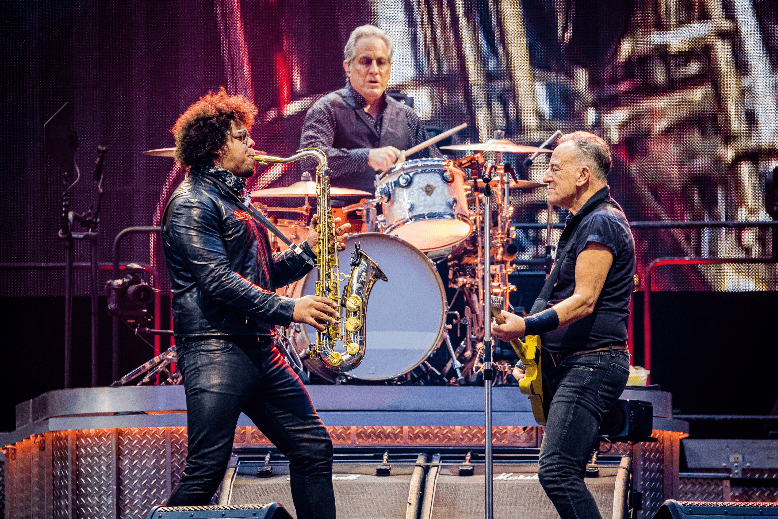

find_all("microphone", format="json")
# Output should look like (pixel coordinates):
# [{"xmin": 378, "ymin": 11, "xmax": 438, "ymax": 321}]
[
  {"xmin": 93, "ymin": 145, "xmax": 107, "ymax": 181},
  {"xmin": 523, "ymin": 130, "xmax": 562, "ymax": 170}
]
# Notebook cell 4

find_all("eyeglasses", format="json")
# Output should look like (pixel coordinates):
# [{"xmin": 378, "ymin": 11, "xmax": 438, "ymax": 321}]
[
  {"xmin": 229, "ymin": 129, "xmax": 250, "ymax": 143},
  {"xmin": 353, "ymin": 57, "xmax": 390, "ymax": 70}
]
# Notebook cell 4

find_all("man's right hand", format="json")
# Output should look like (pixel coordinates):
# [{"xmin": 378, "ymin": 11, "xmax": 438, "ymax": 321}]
[
  {"xmin": 292, "ymin": 295, "xmax": 340, "ymax": 331},
  {"xmin": 368, "ymin": 146, "xmax": 404, "ymax": 171}
]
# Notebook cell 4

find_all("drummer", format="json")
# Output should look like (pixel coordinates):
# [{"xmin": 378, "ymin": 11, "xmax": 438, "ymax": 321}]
[{"xmin": 299, "ymin": 24, "xmax": 442, "ymax": 196}]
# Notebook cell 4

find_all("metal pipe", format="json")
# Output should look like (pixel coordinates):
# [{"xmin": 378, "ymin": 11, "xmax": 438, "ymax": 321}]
[
  {"xmin": 111, "ymin": 226, "xmax": 162, "ymax": 381},
  {"xmin": 89, "ymin": 232, "xmax": 99, "ymax": 387}
]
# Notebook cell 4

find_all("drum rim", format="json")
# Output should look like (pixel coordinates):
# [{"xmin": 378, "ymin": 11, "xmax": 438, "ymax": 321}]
[{"xmin": 382, "ymin": 157, "xmax": 465, "ymax": 178}]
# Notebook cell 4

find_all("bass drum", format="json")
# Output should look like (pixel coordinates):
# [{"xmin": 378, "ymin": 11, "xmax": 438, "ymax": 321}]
[{"xmin": 288, "ymin": 233, "xmax": 447, "ymax": 382}]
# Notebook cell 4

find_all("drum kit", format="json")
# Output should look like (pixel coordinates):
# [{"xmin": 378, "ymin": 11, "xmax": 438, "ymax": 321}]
[{"xmin": 144, "ymin": 136, "xmax": 553, "ymax": 386}]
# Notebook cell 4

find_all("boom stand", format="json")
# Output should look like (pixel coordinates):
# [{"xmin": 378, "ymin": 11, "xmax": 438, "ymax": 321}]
[
  {"xmin": 481, "ymin": 129, "xmax": 506, "ymax": 519},
  {"xmin": 45, "ymin": 102, "xmax": 107, "ymax": 388}
]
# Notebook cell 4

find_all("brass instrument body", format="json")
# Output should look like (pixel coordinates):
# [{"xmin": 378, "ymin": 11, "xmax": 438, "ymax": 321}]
[{"xmin": 254, "ymin": 149, "xmax": 386, "ymax": 373}]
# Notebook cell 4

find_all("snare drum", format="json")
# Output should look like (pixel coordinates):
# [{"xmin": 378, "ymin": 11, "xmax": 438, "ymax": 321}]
[
  {"xmin": 286, "ymin": 233, "xmax": 447, "ymax": 382},
  {"xmin": 377, "ymin": 158, "xmax": 472, "ymax": 255}
]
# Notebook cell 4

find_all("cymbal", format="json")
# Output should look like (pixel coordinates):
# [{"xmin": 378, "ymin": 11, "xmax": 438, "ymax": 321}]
[
  {"xmin": 471, "ymin": 178, "xmax": 546, "ymax": 189},
  {"xmin": 251, "ymin": 181, "xmax": 371, "ymax": 198},
  {"xmin": 143, "ymin": 147, "xmax": 176, "ymax": 157},
  {"xmin": 442, "ymin": 139, "xmax": 553, "ymax": 154}
]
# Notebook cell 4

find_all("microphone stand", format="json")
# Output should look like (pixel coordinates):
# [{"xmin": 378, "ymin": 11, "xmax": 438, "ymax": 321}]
[
  {"xmin": 482, "ymin": 128, "xmax": 505, "ymax": 519},
  {"xmin": 67, "ymin": 146, "xmax": 108, "ymax": 387}
]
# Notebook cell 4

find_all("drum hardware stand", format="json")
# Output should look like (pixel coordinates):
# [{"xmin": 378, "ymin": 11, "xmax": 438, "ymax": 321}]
[
  {"xmin": 110, "ymin": 328, "xmax": 179, "ymax": 386},
  {"xmin": 523, "ymin": 130, "xmax": 562, "ymax": 274},
  {"xmin": 443, "ymin": 332, "xmax": 466, "ymax": 385}
]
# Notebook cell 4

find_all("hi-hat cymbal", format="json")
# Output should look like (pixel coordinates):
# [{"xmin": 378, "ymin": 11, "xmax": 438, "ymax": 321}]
[
  {"xmin": 143, "ymin": 147, "xmax": 176, "ymax": 157},
  {"xmin": 251, "ymin": 181, "xmax": 371, "ymax": 198},
  {"xmin": 471, "ymin": 178, "xmax": 546, "ymax": 189},
  {"xmin": 442, "ymin": 139, "xmax": 554, "ymax": 154}
]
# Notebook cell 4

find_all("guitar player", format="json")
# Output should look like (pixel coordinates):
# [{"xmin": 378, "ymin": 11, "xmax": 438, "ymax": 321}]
[{"xmin": 491, "ymin": 131, "xmax": 636, "ymax": 519}]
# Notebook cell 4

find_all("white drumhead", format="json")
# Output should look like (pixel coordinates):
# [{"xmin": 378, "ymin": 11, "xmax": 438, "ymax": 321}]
[
  {"xmin": 389, "ymin": 218, "xmax": 472, "ymax": 251},
  {"xmin": 299, "ymin": 233, "xmax": 446, "ymax": 380}
]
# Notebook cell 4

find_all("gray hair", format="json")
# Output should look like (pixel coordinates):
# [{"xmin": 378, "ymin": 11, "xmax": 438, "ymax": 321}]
[
  {"xmin": 343, "ymin": 24, "xmax": 394, "ymax": 62},
  {"xmin": 557, "ymin": 131, "xmax": 612, "ymax": 183}
]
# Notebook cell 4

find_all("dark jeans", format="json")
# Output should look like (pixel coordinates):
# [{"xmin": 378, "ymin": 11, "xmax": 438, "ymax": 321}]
[
  {"xmin": 166, "ymin": 337, "xmax": 335, "ymax": 519},
  {"xmin": 538, "ymin": 348, "xmax": 630, "ymax": 519}
]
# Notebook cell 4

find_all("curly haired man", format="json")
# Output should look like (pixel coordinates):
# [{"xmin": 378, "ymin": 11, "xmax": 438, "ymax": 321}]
[{"xmin": 161, "ymin": 87, "xmax": 343, "ymax": 517}]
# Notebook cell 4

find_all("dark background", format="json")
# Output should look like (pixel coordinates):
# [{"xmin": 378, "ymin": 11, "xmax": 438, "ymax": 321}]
[{"xmin": 1, "ymin": 0, "xmax": 777, "ymax": 436}]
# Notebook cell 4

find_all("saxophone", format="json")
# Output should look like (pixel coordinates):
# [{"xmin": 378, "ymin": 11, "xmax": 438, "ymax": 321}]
[{"xmin": 254, "ymin": 149, "xmax": 387, "ymax": 372}]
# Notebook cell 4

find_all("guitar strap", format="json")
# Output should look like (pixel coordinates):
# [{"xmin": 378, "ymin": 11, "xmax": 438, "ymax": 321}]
[
  {"xmin": 203, "ymin": 176, "xmax": 316, "ymax": 268},
  {"xmin": 529, "ymin": 189, "xmax": 616, "ymax": 316}
]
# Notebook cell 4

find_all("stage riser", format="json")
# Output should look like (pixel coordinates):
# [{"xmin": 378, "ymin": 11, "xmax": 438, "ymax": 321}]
[
  {"xmin": 1, "ymin": 427, "xmax": 683, "ymax": 519},
  {"xmin": 678, "ymin": 476, "xmax": 778, "ymax": 503}
]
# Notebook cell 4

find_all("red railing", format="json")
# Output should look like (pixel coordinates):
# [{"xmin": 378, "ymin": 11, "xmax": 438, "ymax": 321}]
[{"xmin": 642, "ymin": 257, "xmax": 776, "ymax": 383}]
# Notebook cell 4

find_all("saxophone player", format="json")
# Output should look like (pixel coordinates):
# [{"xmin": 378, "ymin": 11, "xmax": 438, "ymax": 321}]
[{"xmin": 160, "ymin": 87, "xmax": 347, "ymax": 517}]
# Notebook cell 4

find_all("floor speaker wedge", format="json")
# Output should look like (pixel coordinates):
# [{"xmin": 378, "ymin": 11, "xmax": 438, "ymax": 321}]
[
  {"xmin": 653, "ymin": 500, "xmax": 778, "ymax": 519},
  {"xmin": 220, "ymin": 452, "xmax": 428, "ymax": 519},
  {"xmin": 420, "ymin": 455, "xmax": 632, "ymax": 519},
  {"xmin": 146, "ymin": 502, "xmax": 292, "ymax": 518}
]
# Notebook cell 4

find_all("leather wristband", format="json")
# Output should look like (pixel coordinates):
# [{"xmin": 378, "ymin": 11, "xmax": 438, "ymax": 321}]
[{"xmin": 523, "ymin": 308, "xmax": 559, "ymax": 336}]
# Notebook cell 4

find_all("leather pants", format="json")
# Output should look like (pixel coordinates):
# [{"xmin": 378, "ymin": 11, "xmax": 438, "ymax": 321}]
[{"xmin": 166, "ymin": 337, "xmax": 335, "ymax": 519}]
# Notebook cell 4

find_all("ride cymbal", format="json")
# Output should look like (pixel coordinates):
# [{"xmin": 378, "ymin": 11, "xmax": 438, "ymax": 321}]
[{"xmin": 442, "ymin": 139, "xmax": 553, "ymax": 154}]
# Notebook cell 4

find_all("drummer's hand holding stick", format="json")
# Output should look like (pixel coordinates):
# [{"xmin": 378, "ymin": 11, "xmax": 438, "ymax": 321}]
[
  {"xmin": 373, "ymin": 122, "xmax": 467, "ymax": 175},
  {"xmin": 368, "ymin": 147, "xmax": 404, "ymax": 171}
]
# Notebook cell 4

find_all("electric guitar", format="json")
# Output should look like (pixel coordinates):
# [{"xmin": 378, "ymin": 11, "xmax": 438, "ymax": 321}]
[{"xmin": 490, "ymin": 295, "xmax": 547, "ymax": 425}]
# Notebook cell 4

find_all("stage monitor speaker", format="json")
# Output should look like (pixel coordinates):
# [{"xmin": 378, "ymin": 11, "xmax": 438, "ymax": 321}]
[
  {"xmin": 145, "ymin": 502, "xmax": 292, "ymax": 519},
  {"xmin": 653, "ymin": 500, "xmax": 778, "ymax": 519},
  {"xmin": 220, "ymin": 452, "xmax": 427, "ymax": 519},
  {"xmin": 420, "ymin": 454, "xmax": 632, "ymax": 519}
]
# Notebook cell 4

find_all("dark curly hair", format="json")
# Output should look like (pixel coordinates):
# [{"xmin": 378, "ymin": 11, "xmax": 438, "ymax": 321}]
[{"xmin": 171, "ymin": 87, "xmax": 258, "ymax": 167}]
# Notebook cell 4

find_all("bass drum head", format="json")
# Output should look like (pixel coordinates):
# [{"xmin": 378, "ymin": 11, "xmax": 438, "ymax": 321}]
[{"xmin": 295, "ymin": 233, "xmax": 446, "ymax": 381}]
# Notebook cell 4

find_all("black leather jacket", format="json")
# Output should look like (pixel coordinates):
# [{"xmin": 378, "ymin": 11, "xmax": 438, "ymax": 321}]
[{"xmin": 161, "ymin": 171, "xmax": 315, "ymax": 338}]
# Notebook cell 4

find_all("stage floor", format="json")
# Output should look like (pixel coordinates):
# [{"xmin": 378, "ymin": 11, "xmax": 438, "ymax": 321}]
[{"xmin": 1, "ymin": 385, "xmax": 687, "ymax": 519}]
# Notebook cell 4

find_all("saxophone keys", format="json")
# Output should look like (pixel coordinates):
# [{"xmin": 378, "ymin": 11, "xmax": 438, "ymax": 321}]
[
  {"xmin": 328, "ymin": 351, "xmax": 343, "ymax": 366},
  {"xmin": 345, "ymin": 294, "xmax": 363, "ymax": 312},
  {"xmin": 344, "ymin": 316, "xmax": 362, "ymax": 333},
  {"xmin": 346, "ymin": 342, "xmax": 360, "ymax": 355}
]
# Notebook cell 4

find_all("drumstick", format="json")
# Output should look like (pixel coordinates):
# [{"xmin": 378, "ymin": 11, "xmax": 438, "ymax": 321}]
[{"xmin": 404, "ymin": 123, "xmax": 468, "ymax": 158}]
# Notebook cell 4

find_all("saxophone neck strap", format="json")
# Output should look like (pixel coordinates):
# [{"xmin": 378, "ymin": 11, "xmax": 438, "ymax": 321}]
[{"xmin": 203, "ymin": 176, "xmax": 316, "ymax": 268}]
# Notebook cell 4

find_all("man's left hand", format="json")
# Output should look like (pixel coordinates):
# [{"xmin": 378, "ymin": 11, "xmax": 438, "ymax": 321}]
[
  {"xmin": 306, "ymin": 214, "xmax": 350, "ymax": 255},
  {"xmin": 491, "ymin": 311, "xmax": 527, "ymax": 342}
]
